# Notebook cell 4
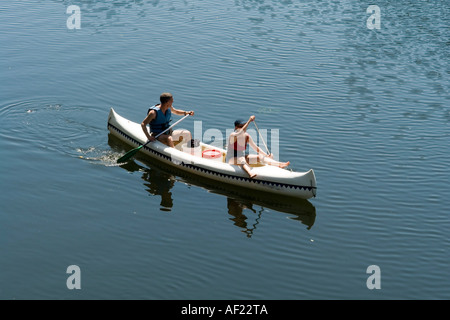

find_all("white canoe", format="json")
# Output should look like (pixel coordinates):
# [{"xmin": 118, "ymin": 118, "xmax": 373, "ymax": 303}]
[{"xmin": 107, "ymin": 108, "xmax": 317, "ymax": 199}]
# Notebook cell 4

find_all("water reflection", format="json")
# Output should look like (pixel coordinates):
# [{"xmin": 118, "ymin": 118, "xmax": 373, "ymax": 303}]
[
  {"xmin": 108, "ymin": 134, "xmax": 316, "ymax": 235},
  {"xmin": 226, "ymin": 190, "xmax": 315, "ymax": 234},
  {"xmin": 227, "ymin": 197, "xmax": 261, "ymax": 237},
  {"xmin": 226, "ymin": 194, "xmax": 315, "ymax": 237},
  {"xmin": 117, "ymin": 159, "xmax": 175, "ymax": 211},
  {"xmin": 141, "ymin": 169, "xmax": 175, "ymax": 211}
]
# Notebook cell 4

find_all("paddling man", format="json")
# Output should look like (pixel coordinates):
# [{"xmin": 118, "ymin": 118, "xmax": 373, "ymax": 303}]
[
  {"xmin": 226, "ymin": 116, "xmax": 290, "ymax": 179},
  {"xmin": 141, "ymin": 92, "xmax": 194, "ymax": 148}
]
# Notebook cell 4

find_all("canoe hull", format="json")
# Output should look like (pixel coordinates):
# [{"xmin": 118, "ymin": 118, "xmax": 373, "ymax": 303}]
[{"xmin": 107, "ymin": 108, "xmax": 317, "ymax": 199}]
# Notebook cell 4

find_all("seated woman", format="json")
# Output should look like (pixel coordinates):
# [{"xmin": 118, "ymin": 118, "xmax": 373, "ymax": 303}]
[{"xmin": 226, "ymin": 116, "xmax": 290, "ymax": 179}]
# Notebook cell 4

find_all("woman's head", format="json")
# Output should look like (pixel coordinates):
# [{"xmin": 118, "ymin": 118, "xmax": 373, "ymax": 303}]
[{"xmin": 234, "ymin": 119, "xmax": 246, "ymax": 128}]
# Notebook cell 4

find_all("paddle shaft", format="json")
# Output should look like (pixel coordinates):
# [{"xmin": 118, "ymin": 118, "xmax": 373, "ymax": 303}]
[
  {"xmin": 146, "ymin": 113, "xmax": 190, "ymax": 144},
  {"xmin": 253, "ymin": 121, "xmax": 271, "ymax": 156}
]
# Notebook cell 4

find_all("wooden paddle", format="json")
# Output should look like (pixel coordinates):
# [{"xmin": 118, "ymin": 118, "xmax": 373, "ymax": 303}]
[
  {"xmin": 117, "ymin": 114, "xmax": 190, "ymax": 163},
  {"xmin": 253, "ymin": 121, "xmax": 271, "ymax": 156}
]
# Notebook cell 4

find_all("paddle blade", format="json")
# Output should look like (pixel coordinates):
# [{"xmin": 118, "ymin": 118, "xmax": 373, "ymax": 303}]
[{"xmin": 117, "ymin": 146, "xmax": 142, "ymax": 163}]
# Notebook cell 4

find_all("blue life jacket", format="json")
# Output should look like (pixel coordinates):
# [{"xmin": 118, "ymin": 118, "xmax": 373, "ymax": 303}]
[{"xmin": 147, "ymin": 104, "xmax": 172, "ymax": 135}]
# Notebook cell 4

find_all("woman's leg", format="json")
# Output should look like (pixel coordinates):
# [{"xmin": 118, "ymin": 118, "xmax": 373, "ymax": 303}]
[
  {"xmin": 228, "ymin": 156, "xmax": 257, "ymax": 178},
  {"xmin": 242, "ymin": 163, "xmax": 257, "ymax": 178},
  {"xmin": 256, "ymin": 154, "xmax": 290, "ymax": 168}
]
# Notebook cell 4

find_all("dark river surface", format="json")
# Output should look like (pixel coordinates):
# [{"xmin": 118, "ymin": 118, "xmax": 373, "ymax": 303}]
[{"xmin": 1, "ymin": 0, "xmax": 449, "ymax": 299}]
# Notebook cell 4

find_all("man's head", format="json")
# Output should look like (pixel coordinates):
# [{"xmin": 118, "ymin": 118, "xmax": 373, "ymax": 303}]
[{"xmin": 160, "ymin": 92, "xmax": 173, "ymax": 105}]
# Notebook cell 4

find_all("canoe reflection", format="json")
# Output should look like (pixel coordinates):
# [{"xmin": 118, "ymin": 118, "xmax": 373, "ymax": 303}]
[
  {"xmin": 117, "ymin": 159, "xmax": 175, "ymax": 211},
  {"xmin": 108, "ymin": 134, "xmax": 316, "ymax": 233},
  {"xmin": 224, "ymin": 192, "xmax": 316, "ymax": 236}
]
